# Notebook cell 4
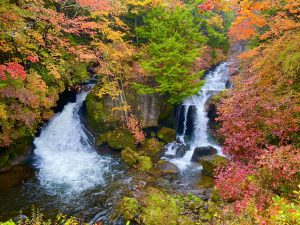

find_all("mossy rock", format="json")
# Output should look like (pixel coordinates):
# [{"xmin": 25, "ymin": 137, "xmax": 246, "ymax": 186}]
[
  {"xmin": 98, "ymin": 129, "xmax": 136, "ymax": 150},
  {"xmin": 140, "ymin": 187, "xmax": 179, "ymax": 225},
  {"xmin": 120, "ymin": 197, "xmax": 140, "ymax": 221},
  {"xmin": 137, "ymin": 156, "xmax": 153, "ymax": 171},
  {"xmin": 199, "ymin": 155, "xmax": 229, "ymax": 177},
  {"xmin": 140, "ymin": 138, "xmax": 164, "ymax": 157},
  {"xmin": 157, "ymin": 127, "xmax": 176, "ymax": 143},
  {"xmin": 121, "ymin": 147, "xmax": 139, "ymax": 167},
  {"xmin": 86, "ymin": 93, "xmax": 121, "ymax": 133},
  {"xmin": 198, "ymin": 175, "xmax": 214, "ymax": 188}
]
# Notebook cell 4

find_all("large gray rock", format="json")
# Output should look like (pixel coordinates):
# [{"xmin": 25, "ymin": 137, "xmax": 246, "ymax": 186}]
[
  {"xmin": 135, "ymin": 93, "xmax": 161, "ymax": 127},
  {"xmin": 191, "ymin": 146, "xmax": 217, "ymax": 162},
  {"xmin": 157, "ymin": 161, "xmax": 179, "ymax": 178}
]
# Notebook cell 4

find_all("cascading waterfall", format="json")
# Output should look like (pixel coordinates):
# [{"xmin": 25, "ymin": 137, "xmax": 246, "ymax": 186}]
[
  {"xmin": 163, "ymin": 63, "xmax": 229, "ymax": 170},
  {"xmin": 34, "ymin": 89, "xmax": 112, "ymax": 195}
]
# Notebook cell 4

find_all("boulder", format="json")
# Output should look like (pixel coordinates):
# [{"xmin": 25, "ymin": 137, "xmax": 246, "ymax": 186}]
[
  {"xmin": 140, "ymin": 187, "xmax": 179, "ymax": 225},
  {"xmin": 137, "ymin": 156, "xmax": 153, "ymax": 171},
  {"xmin": 198, "ymin": 155, "xmax": 229, "ymax": 177},
  {"xmin": 176, "ymin": 143, "xmax": 186, "ymax": 157},
  {"xmin": 140, "ymin": 138, "xmax": 164, "ymax": 157},
  {"xmin": 157, "ymin": 161, "xmax": 179, "ymax": 177},
  {"xmin": 163, "ymin": 141, "xmax": 186, "ymax": 158},
  {"xmin": 120, "ymin": 197, "xmax": 140, "ymax": 221},
  {"xmin": 98, "ymin": 129, "xmax": 136, "ymax": 150},
  {"xmin": 121, "ymin": 147, "xmax": 139, "ymax": 167},
  {"xmin": 191, "ymin": 146, "xmax": 217, "ymax": 162},
  {"xmin": 157, "ymin": 127, "xmax": 176, "ymax": 143}
]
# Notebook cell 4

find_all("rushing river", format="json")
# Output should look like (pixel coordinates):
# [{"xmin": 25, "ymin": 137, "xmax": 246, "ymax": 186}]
[{"xmin": 0, "ymin": 88, "xmax": 129, "ymax": 223}]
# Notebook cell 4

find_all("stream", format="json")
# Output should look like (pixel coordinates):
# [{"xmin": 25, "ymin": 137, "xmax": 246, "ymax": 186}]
[{"xmin": 0, "ymin": 62, "xmax": 229, "ymax": 223}]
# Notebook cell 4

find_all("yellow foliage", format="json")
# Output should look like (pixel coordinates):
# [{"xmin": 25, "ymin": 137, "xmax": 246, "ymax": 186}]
[
  {"xmin": 207, "ymin": 14, "xmax": 224, "ymax": 29},
  {"xmin": 0, "ymin": 103, "xmax": 7, "ymax": 120}
]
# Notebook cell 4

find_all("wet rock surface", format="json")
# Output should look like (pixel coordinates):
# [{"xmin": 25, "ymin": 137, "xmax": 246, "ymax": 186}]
[
  {"xmin": 191, "ymin": 146, "xmax": 218, "ymax": 162},
  {"xmin": 157, "ymin": 161, "xmax": 179, "ymax": 178}
]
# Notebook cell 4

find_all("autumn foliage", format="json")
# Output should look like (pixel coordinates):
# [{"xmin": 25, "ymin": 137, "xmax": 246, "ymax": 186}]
[
  {"xmin": 0, "ymin": 0, "xmax": 118, "ymax": 147},
  {"xmin": 126, "ymin": 115, "xmax": 145, "ymax": 144},
  {"xmin": 208, "ymin": 0, "xmax": 300, "ymax": 222},
  {"xmin": 0, "ymin": 63, "xmax": 26, "ymax": 80}
]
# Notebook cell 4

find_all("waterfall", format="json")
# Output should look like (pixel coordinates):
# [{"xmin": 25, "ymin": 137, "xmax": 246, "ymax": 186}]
[
  {"xmin": 163, "ymin": 63, "xmax": 229, "ymax": 170},
  {"xmin": 34, "ymin": 89, "xmax": 112, "ymax": 195}
]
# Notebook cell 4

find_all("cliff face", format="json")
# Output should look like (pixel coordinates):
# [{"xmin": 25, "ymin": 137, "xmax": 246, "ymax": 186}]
[
  {"xmin": 86, "ymin": 91, "xmax": 173, "ymax": 133},
  {"xmin": 135, "ymin": 93, "xmax": 162, "ymax": 127}
]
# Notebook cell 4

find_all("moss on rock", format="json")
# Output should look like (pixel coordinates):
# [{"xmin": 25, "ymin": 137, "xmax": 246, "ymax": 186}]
[
  {"xmin": 120, "ymin": 197, "xmax": 140, "ymax": 221},
  {"xmin": 121, "ymin": 147, "xmax": 140, "ymax": 167},
  {"xmin": 140, "ymin": 187, "xmax": 179, "ymax": 225},
  {"xmin": 198, "ymin": 175, "xmax": 214, "ymax": 188},
  {"xmin": 140, "ymin": 137, "xmax": 164, "ymax": 157},
  {"xmin": 137, "ymin": 156, "xmax": 153, "ymax": 171},
  {"xmin": 199, "ymin": 155, "xmax": 229, "ymax": 177},
  {"xmin": 157, "ymin": 127, "xmax": 176, "ymax": 143},
  {"xmin": 86, "ymin": 93, "xmax": 121, "ymax": 134},
  {"xmin": 98, "ymin": 129, "xmax": 136, "ymax": 150}
]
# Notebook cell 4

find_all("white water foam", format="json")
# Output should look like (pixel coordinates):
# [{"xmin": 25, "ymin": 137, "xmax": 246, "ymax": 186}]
[
  {"xmin": 164, "ymin": 63, "xmax": 229, "ymax": 170},
  {"xmin": 34, "ymin": 91, "xmax": 112, "ymax": 195}
]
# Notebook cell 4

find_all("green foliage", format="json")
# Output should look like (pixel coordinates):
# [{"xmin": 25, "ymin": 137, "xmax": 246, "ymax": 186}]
[
  {"xmin": 270, "ymin": 193, "xmax": 300, "ymax": 225},
  {"xmin": 0, "ymin": 208, "xmax": 81, "ymax": 225},
  {"xmin": 65, "ymin": 62, "xmax": 90, "ymax": 85},
  {"xmin": 134, "ymin": 6, "xmax": 207, "ymax": 104},
  {"xmin": 0, "ymin": 220, "xmax": 15, "ymax": 225}
]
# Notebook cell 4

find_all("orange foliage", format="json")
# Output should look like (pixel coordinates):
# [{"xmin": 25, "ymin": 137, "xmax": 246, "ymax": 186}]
[
  {"xmin": 76, "ymin": 0, "xmax": 111, "ymax": 11},
  {"xmin": 126, "ymin": 115, "xmax": 145, "ymax": 144}
]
